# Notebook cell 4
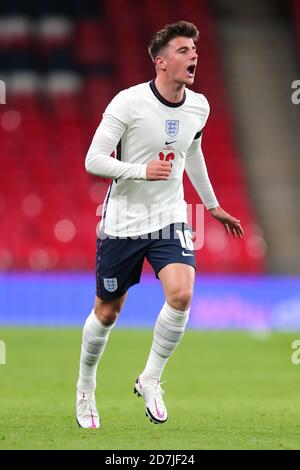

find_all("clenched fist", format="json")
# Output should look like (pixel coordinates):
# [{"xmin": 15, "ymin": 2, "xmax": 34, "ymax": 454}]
[{"xmin": 146, "ymin": 160, "xmax": 172, "ymax": 180}]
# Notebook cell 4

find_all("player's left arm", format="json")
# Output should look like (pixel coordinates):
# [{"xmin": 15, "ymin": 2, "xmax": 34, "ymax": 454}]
[
  {"xmin": 185, "ymin": 135, "xmax": 244, "ymax": 239},
  {"xmin": 209, "ymin": 206, "xmax": 244, "ymax": 239}
]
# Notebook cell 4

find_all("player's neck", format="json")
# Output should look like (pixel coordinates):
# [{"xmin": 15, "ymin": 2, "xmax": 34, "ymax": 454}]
[{"xmin": 154, "ymin": 77, "xmax": 185, "ymax": 104}]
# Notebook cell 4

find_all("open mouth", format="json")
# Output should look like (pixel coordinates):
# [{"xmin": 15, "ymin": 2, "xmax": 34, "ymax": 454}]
[{"xmin": 187, "ymin": 64, "xmax": 196, "ymax": 76}]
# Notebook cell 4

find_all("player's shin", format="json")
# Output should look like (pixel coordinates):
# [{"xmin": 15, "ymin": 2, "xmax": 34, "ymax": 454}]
[
  {"xmin": 140, "ymin": 302, "xmax": 190, "ymax": 384},
  {"xmin": 77, "ymin": 309, "xmax": 115, "ymax": 392}
]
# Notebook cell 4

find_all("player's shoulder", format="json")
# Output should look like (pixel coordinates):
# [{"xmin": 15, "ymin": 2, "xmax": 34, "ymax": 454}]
[
  {"xmin": 115, "ymin": 82, "xmax": 150, "ymax": 101},
  {"xmin": 186, "ymin": 88, "xmax": 210, "ymax": 114},
  {"xmin": 105, "ymin": 82, "xmax": 150, "ymax": 121}
]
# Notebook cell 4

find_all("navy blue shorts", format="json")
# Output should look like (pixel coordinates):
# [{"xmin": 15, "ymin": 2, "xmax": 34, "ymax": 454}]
[{"xmin": 96, "ymin": 223, "xmax": 196, "ymax": 301}]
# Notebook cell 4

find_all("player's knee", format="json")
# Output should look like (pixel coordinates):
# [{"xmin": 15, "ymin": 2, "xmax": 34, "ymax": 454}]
[
  {"xmin": 97, "ymin": 310, "xmax": 118, "ymax": 326},
  {"xmin": 94, "ymin": 305, "xmax": 118, "ymax": 326},
  {"xmin": 168, "ymin": 287, "xmax": 193, "ymax": 311},
  {"xmin": 94, "ymin": 295, "xmax": 125, "ymax": 326},
  {"xmin": 93, "ymin": 301, "xmax": 115, "ymax": 326}
]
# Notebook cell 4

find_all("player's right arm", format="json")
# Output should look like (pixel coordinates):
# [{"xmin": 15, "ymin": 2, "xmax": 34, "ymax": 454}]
[{"xmin": 85, "ymin": 91, "xmax": 171, "ymax": 181}]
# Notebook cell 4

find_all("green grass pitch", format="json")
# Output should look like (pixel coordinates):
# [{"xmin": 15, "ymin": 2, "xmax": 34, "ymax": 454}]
[{"xmin": 0, "ymin": 328, "xmax": 299, "ymax": 450}]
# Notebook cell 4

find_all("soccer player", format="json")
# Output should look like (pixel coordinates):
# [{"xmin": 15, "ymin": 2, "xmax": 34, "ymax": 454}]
[{"xmin": 76, "ymin": 20, "xmax": 244, "ymax": 428}]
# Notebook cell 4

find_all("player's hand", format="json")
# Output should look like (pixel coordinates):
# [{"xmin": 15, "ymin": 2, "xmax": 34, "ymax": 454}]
[
  {"xmin": 209, "ymin": 206, "xmax": 244, "ymax": 239},
  {"xmin": 146, "ymin": 160, "xmax": 172, "ymax": 180}
]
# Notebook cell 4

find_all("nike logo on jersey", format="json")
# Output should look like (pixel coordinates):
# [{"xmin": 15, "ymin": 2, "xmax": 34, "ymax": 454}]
[
  {"xmin": 182, "ymin": 251, "xmax": 193, "ymax": 257},
  {"xmin": 165, "ymin": 140, "xmax": 177, "ymax": 145}
]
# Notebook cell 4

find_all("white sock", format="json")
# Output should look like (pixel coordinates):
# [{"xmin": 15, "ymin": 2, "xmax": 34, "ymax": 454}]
[
  {"xmin": 140, "ymin": 302, "xmax": 190, "ymax": 384},
  {"xmin": 77, "ymin": 309, "xmax": 115, "ymax": 392}
]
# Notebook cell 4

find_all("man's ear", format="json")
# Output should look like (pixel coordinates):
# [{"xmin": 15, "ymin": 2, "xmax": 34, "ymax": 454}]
[{"xmin": 155, "ymin": 55, "xmax": 167, "ymax": 71}]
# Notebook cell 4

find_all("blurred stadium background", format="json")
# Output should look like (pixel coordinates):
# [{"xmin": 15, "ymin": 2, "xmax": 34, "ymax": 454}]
[
  {"xmin": 1, "ymin": 0, "xmax": 300, "ymax": 451},
  {"xmin": 0, "ymin": 0, "xmax": 299, "ymax": 328}
]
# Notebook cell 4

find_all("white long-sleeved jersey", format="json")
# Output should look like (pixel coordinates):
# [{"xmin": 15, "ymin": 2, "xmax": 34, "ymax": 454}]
[{"xmin": 86, "ymin": 80, "xmax": 219, "ymax": 237}]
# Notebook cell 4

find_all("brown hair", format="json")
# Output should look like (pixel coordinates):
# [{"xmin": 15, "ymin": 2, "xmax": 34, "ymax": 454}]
[{"xmin": 148, "ymin": 20, "xmax": 199, "ymax": 63}]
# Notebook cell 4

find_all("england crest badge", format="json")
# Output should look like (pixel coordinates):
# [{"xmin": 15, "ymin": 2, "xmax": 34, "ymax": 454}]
[
  {"xmin": 103, "ymin": 277, "xmax": 118, "ymax": 292},
  {"xmin": 165, "ymin": 120, "xmax": 179, "ymax": 137}
]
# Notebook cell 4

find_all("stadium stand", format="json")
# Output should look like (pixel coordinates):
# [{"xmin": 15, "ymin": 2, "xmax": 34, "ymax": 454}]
[
  {"xmin": 0, "ymin": 0, "xmax": 266, "ymax": 272},
  {"xmin": 291, "ymin": 0, "xmax": 300, "ymax": 53}
]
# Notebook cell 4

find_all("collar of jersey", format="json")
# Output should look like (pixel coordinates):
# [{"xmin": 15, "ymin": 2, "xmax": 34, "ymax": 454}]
[{"xmin": 149, "ymin": 79, "xmax": 186, "ymax": 108}]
